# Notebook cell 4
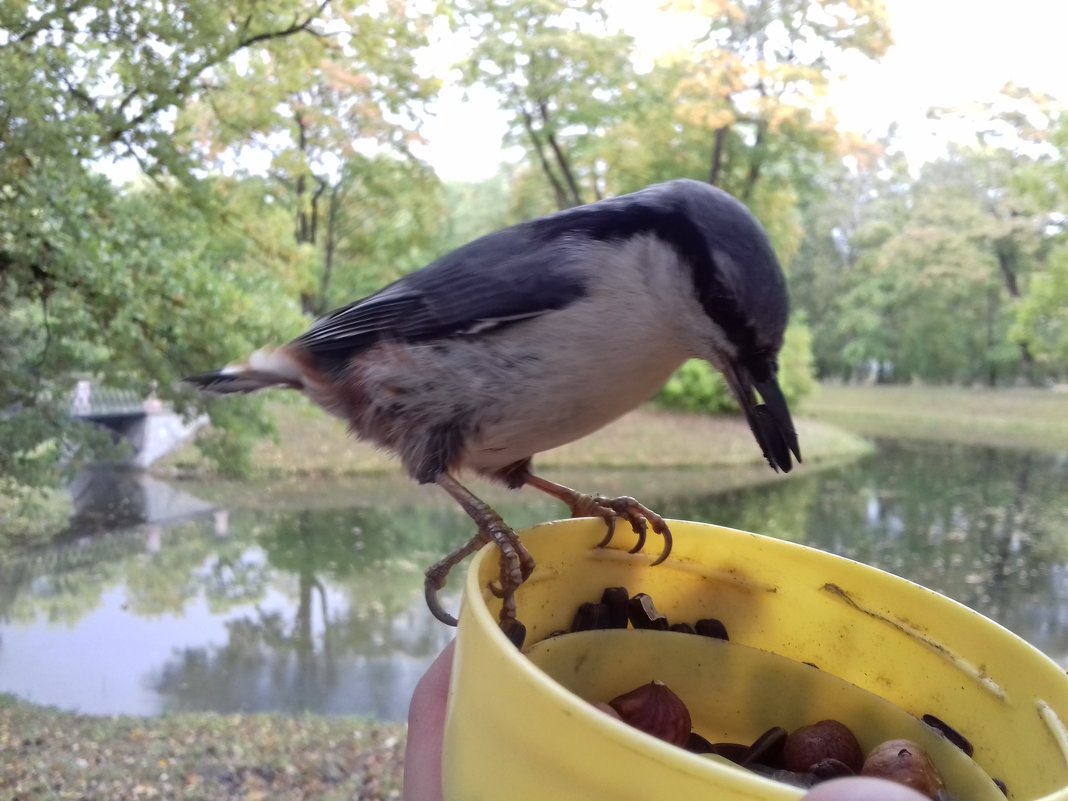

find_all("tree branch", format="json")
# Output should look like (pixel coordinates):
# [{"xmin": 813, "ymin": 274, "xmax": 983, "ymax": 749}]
[
  {"xmin": 317, "ymin": 181, "xmax": 344, "ymax": 316},
  {"xmin": 10, "ymin": 0, "xmax": 94, "ymax": 45},
  {"xmin": 236, "ymin": 0, "xmax": 331, "ymax": 50},
  {"xmin": 517, "ymin": 99, "xmax": 569, "ymax": 210},
  {"xmin": 740, "ymin": 84, "xmax": 770, "ymax": 201},
  {"xmin": 741, "ymin": 120, "xmax": 767, "ymax": 202},
  {"xmin": 709, "ymin": 126, "xmax": 729, "ymax": 186},
  {"xmin": 309, "ymin": 173, "xmax": 329, "ymax": 245},
  {"xmin": 537, "ymin": 99, "xmax": 582, "ymax": 207},
  {"xmin": 104, "ymin": 1, "xmax": 333, "ymax": 145}
]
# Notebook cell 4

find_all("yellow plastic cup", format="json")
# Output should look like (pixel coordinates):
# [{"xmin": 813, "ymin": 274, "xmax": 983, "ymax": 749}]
[{"xmin": 441, "ymin": 519, "xmax": 1068, "ymax": 801}]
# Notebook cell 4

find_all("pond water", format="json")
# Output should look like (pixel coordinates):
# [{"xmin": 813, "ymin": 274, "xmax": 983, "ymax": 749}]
[{"xmin": 1, "ymin": 440, "xmax": 1067, "ymax": 721}]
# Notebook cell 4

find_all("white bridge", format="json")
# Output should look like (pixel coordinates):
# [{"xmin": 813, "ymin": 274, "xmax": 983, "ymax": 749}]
[{"xmin": 70, "ymin": 380, "xmax": 207, "ymax": 468}]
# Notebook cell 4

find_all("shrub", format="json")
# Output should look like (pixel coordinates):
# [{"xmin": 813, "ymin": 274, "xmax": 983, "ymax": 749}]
[{"xmin": 657, "ymin": 321, "xmax": 816, "ymax": 414}]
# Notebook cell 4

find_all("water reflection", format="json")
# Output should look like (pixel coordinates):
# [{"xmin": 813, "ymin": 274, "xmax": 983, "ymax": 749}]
[
  {"xmin": 671, "ymin": 442, "xmax": 1068, "ymax": 660},
  {"xmin": 0, "ymin": 441, "xmax": 1066, "ymax": 720}
]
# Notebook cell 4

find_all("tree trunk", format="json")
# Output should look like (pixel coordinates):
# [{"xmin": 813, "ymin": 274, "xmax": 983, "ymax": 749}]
[
  {"xmin": 741, "ymin": 120, "xmax": 767, "ymax": 202},
  {"xmin": 294, "ymin": 113, "xmax": 312, "ymax": 245},
  {"xmin": 538, "ymin": 100, "xmax": 582, "ymax": 207},
  {"xmin": 518, "ymin": 102, "xmax": 570, "ymax": 210},
  {"xmin": 709, "ymin": 126, "xmax": 729, "ymax": 186},
  {"xmin": 315, "ymin": 182, "xmax": 343, "ymax": 317},
  {"xmin": 994, "ymin": 237, "xmax": 1039, "ymax": 384}
]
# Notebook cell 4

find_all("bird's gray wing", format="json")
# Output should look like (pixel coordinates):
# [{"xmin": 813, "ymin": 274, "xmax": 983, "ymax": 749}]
[{"xmin": 293, "ymin": 224, "xmax": 589, "ymax": 356}]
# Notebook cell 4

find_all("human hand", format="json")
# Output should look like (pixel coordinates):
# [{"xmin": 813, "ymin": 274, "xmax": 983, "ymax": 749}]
[
  {"xmin": 402, "ymin": 641, "xmax": 928, "ymax": 801},
  {"xmin": 403, "ymin": 640, "xmax": 454, "ymax": 801}
]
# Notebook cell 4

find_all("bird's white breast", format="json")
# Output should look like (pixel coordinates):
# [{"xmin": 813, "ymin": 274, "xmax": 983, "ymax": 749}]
[{"xmin": 460, "ymin": 234, "xmax": 713, "ymax": 471}]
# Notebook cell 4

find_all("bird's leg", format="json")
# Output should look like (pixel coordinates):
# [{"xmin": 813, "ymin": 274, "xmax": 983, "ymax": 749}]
[
  {"xmin": 427, "ymin": 473, "xmax": 536, "ymax": 634},
  {"xmin": 423, "ymin": 535, "xmax": 486, "ymax": 626},
  {"xmin": 523, "ymin": 473, "xmax": 673, "ymax": 566}
]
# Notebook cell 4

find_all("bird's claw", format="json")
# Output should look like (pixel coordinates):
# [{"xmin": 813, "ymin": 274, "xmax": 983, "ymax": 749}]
[
  {"xmin": 424, "ymin": 516, "xmax": 535, "ymax": 642},
  {"xmin": 488, "ymin": 547, "xmax": 536, "ymax": 598},
  {"xmin": 569, "ymin": 493, "xmax": 673, "ymax": 565},
  {"xmin": 424, "ymin": 532, "xmax": 487, "ymax": 627}
]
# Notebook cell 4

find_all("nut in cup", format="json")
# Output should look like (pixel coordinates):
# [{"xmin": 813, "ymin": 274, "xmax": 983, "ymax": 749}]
[{"xmin": 441, "ymin": 519, "xmax": 1068, "ymax": 801}]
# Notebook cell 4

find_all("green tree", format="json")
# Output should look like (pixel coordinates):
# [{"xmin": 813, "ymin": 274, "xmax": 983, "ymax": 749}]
[
  {"xmin": 666, "ymin": 0, "xmax": 891, "ymax": 202},
  {"xmin": 312, "ymin": 155, "xmax": 445, "ymax": 307},
  {"xmin": 803, "ymin": 86, "xmax": 1067, "ymax": 385},
  {"xmin": 0, "ymin": 0, "xmax": 439, "ymax": 526},
  {"xmin": 458, "ymin": 0, "xmax": 638, "ymax": 210},
  {"xmin": 1002, "ymin": 94, "xmax": 1068, "ymax": 374},
  {"xmin": 788, "ymin": 142, "xmax": 912, "ymax": 380},
  {"xmin": 458, "ymin": 1, "xmax": 873, "ymax": 410},
  {"xmin": 179, "ymin": 0, "xmax": 442, "ymax": 314}
]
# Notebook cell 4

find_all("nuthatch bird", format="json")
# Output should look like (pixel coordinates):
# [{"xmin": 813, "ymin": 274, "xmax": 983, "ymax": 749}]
[{"xmin": 186, "ymin": 179, "xmax": 801, "ymax": 640}]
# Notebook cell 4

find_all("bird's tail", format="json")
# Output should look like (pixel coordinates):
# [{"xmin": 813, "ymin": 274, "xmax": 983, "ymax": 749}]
[{"xmin": 184, "ymin": 349, "xmax": 304, "ymax": 395}]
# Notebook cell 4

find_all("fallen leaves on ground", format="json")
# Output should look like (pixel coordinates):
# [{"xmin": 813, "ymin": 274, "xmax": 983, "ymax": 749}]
[{"xmin": 0, "ymin": 696, "xmax": 407, "ymax": 800}]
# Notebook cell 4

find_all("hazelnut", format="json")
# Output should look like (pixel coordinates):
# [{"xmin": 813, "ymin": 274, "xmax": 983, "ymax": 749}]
[
  {"xmin": 608, "ymin": 680, "xmax": 692, "ymax": 747},
  {"xmin": 744, "ymin": 725, "xmax": 788, "ymax": 767},
  {"xmin": 783, "ymin": 719, "xmax": 864, "ymax": 773},
  {"xmin": 809, "ymin": 758, "xmax": 856, "ymax": 780},
  {"xmin": 862, "ymin": 739, "xmax": 946, "ymax": 799},
  {"xmin": 685, "ymin": 730, "xmax": 716, "ymax": 754}
]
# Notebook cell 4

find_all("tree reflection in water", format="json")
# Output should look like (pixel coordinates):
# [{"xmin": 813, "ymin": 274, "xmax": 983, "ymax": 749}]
[{"xmin": 0, "ymin": 441, "xmax": 1065, "ymax": 717}]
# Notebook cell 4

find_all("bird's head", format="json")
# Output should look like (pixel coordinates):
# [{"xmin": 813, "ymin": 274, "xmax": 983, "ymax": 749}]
[{"xmin": 668, "ymin": 180, "xmax": 801, "ymax": 473}]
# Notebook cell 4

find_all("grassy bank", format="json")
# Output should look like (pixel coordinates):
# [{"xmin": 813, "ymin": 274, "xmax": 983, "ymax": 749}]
[
  {"xmin": 800, "ymin": 384, "xmax": 1068, "ymax": 452},
  {"xmin": 0, "ymin": 694, "xmax": 405, "ymax": 801},
  {"xmin": 164, "ymin": 397, "xmax": 870, "ymax": 482}
]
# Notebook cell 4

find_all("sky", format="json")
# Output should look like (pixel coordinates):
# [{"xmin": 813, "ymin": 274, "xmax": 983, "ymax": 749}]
[{"xmin": 419, "ymin": 0, "xmax": 1068, "ymax": 182}]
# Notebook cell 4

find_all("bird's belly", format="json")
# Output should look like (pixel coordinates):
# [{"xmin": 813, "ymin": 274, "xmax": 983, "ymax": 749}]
[{"xmin": 462, "ymin": 349, "xmax": 685, "ymax": 471}]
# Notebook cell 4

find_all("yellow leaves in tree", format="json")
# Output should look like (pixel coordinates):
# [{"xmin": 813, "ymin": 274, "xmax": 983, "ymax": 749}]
[
  {"xmin": 319, "ymin": 61, "xmax": 373, "ymax": 94},
  {"xmin": 679, "ymin": 0, "xmax": 748, "ymax": 23},
  {"xmin": 675, "ymin": 103, "xmax": 736, "ymax": 132}
]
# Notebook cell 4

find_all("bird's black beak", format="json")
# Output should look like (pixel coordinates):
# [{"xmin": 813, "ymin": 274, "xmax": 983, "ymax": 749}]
[{"xmin": 724, "ymin": 361, "xmax": 802, "ymax": 473}]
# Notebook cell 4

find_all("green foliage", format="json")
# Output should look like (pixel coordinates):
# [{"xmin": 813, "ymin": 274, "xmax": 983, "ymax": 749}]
[
  {"xmin": 1007, "ymin": 107, "xmax": 1068, "ymax": 368},
  {"xmin": 791, "ymin": 82, "xmax": 1068, "ymax": 386},
  {"xmin": 658, "ymin": 322, "xmax": 816, "ymax": 413},
  {"xmin": 0, "ymin": 481, "xmax": 72, "ymax": 547},
  {"xmin": 193, "ymin": 397, "xmax": 278, "ymax": 479},
  {"xmin": 177, "ymin": 0, "xmax": 442, "ymax": 315},
  {"xmin": 658, "ymin": 359, "xmax": 735, "ymax": 414},
  {"xmin": 0, "ymin": 0, "xmax": 441, "ymax": 494},
  {"xmin": 1013, "ymin": 244, "xmax": 1068, "ymax": 364},
  {"xmin": 439, "ymin": 177, "xmax": 516, "ymax": 249},
  {"xmin": 8, "ymin": 0, "xmax": 1067, "ymax": 506},
  {"xmin": 316, "ymin": 155, "xmax": 446, "ymax": 306},
  {"xmin": 459, "ymin": 0, "xmax": 638, "ymax": 209}
]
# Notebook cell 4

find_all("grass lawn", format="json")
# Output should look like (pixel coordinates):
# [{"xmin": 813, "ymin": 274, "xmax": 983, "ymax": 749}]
[
  {"xmin": 164, "ymin": 395, "xmax": 870, "ymax": 482},
  {"xmin": 800, "ymin": 383, "xmax": 1068, "ymax": 453}
]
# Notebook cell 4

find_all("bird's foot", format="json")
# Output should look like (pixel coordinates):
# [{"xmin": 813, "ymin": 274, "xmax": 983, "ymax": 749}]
[
  {"xmin": 424, "ymin": 534, "xmax": 484, "ymax": 627},
  {"xmin": 423, "ymin": 509, "xmax": 534, "ymax": 644},
  {"xmin": 522, "ymin": 473, "xmax": 674, "ymax": 566},
  {"xmin": 566, "ymin": 493, "xmax": 673, "ymax": 566},
  {"xmin": 484, "ymin": 517, "xmax": 536, "ymax": 623}
]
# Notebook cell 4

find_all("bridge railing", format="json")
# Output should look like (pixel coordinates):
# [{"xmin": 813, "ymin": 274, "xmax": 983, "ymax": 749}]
[{"xmin": 70, "ymin": 380, "xmax": 156, "ymax": 417}]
